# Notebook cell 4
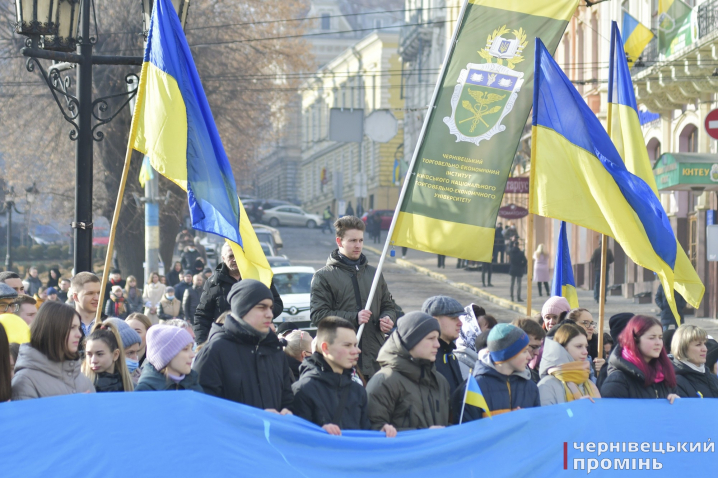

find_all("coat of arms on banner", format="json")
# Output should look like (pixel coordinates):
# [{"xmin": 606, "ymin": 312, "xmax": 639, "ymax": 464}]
[{"xmin": 444, "ymin": 26, "xmax": 527, "ymax": 146}]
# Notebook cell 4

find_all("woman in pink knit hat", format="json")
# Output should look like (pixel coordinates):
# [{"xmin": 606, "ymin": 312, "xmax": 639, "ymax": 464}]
[
  {"xmin": 529, "ymin": 296, "xmax": 572, "ymax": 376},
  {"xmin": 135, "ymin": 324, "xmax": 202, "ymax": 392}
]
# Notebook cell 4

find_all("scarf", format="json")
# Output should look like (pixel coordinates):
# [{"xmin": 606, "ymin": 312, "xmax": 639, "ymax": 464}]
[
  {"xmin": 337, "ymin": 251, "xmax": 361, "ymax": 267},
  {"xmin": 548, "ymin": 361, "xmax": 600, "ymax": 402},
  {"xmin": 234, "ymin": 314, "xmax": 269, "ymax": 341},
  {"xmin": 680, "ymin": 360, "xmax": 705, "ymax": 374},
  {"xmin": 621, "ymin": 347, "xmax": 665, "ymax": 383},
  {"xmin": 110, "ymin": 294, "xmax": 126, "ymax": 316},
  {"xmin": 168, "ymin": 373, "xmax": 185, "ymax": 384}
]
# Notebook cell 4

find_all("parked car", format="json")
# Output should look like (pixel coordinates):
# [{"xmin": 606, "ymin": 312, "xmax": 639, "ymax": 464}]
[
  {"xmin": 262, "ymin": 206, "xmax": 322, "ymax": 228},
  {"xmin": 259, "ymin": 242, "xmax": 277, "ymax": 257},
  {"xmin": 272, "ymin": 266, "xmax": 315, "ymax": 330},
  {"xmin": 254, "ymin": 225, "xmax": 283, "ymax": 250},
  {"xmin": 266, "ymin": 256, "xmax": 291, "ymax": 268},
  {"xmin": 245, "ymin": 198, "xmax": 294, "ymax": 223},
  {"xmin": 361, "ymin": 210, "xmax": 394, "ymax": 230}
]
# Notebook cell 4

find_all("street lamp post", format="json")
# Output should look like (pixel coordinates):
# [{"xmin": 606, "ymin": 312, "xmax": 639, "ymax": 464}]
[
  {"xmin": 1, "ymin": 183, "xmax": 40, "ymax": 271},
  {"xmin": 14, "ymin": 0, "xmax": 190, "ymax": 274}
]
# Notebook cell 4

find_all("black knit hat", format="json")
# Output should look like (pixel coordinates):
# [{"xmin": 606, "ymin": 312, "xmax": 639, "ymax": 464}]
[
  {"xmin": 609, "ymin": 313, "xmax": 634, "ymax": 343},
  {"xmin": 396, "ymin": 311, "xmax": 441, "ymax": 351},
  {"xmin": 227, "ymin": 279, "xmax": 274, "ymax": 320}
]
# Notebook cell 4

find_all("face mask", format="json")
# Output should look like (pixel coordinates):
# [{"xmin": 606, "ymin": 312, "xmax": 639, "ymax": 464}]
[
  {"xmin": 166, "ymin": 295, "xmax": 175, "ymax": 300},
  {"xmin": 126, "ymin": 358, "xmax": 139, "ymax": 373}
]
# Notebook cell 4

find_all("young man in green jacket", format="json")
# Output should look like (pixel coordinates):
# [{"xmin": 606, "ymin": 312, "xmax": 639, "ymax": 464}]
[{"xmin": 310, "ymin": 216, "xmax": 396, "ymax": 380}]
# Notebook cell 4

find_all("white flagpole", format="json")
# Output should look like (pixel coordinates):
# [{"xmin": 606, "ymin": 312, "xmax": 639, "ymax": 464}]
[
  {"xmin": 357, "ymin": 0, "xmax": 471, "ymax": 343},
  {"xmin": 459, "ymin": 368, "xmax": 473, "ymax": 425}
]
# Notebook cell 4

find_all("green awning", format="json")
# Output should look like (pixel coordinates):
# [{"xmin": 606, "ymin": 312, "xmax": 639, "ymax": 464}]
[{"xmin": 653, "ymin": 153, "xmax": 718, "ymax": 191}]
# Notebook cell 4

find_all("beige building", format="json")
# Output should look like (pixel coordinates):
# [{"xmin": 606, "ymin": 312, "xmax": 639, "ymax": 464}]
[{"xmin": 299, "ymin": 32, "xmax": 405, "ymax": 215}]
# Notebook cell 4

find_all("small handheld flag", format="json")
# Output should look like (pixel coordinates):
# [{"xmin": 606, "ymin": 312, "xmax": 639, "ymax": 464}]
[
  {"xmin": 460, "ymin": 373, "xmax": 492, "ymax": 423},
  {"xmin": 551, "ymin": 221, "xmax": 578, "ymax": 309}
]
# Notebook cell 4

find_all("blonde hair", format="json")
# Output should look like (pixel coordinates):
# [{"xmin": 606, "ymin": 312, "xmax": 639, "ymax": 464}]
[
  {"xmin": 82, "ymin": 321, "xmax": 134, "ymax": 391},
  {"xmin": 125, "ymin": 312, "xmax": 152, "ymax": 331},
  {"xmin": 533, "ymin": 244, "xmax": 545, "ymax": 259},
  {"xmin": 671, "ymin": 325, "xmax": 708, "ymax": 361},
  {"xmin": 284, "ymin": 330, "xmax": 312, "ymax": 360}
]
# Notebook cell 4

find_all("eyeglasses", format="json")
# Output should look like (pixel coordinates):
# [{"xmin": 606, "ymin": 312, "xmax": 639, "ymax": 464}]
[{"xmin": 578, "ymin": 321, "xmax": 596, "ymax": 329}]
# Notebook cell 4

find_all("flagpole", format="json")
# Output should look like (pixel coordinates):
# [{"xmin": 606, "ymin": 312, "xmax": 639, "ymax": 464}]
[
  {"xmin": 458, "ymin": 368, "xmax": 472, "ymax": 425},
  {"xmin": 95, "ymin": 70, "xmax": 145, "ymax": 324},
  {"xmin": 526, "ymin": 211, "xmax": 534, "ymax": 315},
  {"xmin": 357, "ymin": 0, "xmax": 470, "ymax": 343},
  {"xmin": 526, "ymin": 44, "xmax": 541, "ymax": 317}
]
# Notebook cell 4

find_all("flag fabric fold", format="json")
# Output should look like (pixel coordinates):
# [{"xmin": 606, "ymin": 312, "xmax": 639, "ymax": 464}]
[
  {"xmin": 529, "ymin": 38, "xmax": 692, "ymax": 323},
  {"xmin": 551, "ymin": 221, "xmax": 578, "ymax": 309},
  {"xmin": 621, "ymin": 11, "xmax": 654, "ymax": 67},
  {"xmin": 464, "ymin": 374, "xmax": 492, "ymax": 419},
  {"xmin": 130, "ymin": 0, "xmax": 271, "ymax": 284},
  {"xmin": 608, "ymin": 22, "xmax": 703, "ymax": 321}
]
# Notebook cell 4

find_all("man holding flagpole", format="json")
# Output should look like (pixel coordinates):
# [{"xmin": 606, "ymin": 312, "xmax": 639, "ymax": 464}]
[{"xmin": 310, "ymin": 216, "xmax": 396, "ymax": 380}]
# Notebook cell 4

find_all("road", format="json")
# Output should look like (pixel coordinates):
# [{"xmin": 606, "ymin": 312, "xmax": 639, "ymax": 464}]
[{"xmin": 274, "ymin": 225, "xmax": 521, "ymax": 322}]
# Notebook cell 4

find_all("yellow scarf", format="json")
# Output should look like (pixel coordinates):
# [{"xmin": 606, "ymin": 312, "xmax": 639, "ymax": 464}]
[{"xmin": 549, "ymin": 361, "xmax": 600, "ymax": 402}]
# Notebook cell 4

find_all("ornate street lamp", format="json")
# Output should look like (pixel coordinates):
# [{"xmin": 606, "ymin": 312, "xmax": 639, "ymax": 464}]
[
  {"xmin": 141, "ymin": 0, "xmax": 190, "ymax": 36},
  {"xmin": 1, "ymin": 183, "xmax": 40, "ymax": 271},
  {"xmin": 14, "ymin": 0, "xmax": 190, "ymax": 273}
]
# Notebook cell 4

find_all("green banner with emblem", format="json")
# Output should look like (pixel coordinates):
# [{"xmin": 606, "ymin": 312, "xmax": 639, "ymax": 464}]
[{"xmin": 391, "ymin": 0, "xmax": 578, "ymax": 262}]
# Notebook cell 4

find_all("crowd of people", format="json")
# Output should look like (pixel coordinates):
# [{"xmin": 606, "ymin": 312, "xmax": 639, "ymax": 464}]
[{"xmin": 0, "ymin": 216, "xmax": 716, "ymax": 439}]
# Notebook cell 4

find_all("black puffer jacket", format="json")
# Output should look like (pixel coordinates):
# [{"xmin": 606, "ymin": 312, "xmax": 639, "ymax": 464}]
[
  {"xmin": 508, "ymin": 246, "xmax": 527, "ymax": 277},
  {"xmin": 672, "ymin": 358, "xmax": 718, "ymax": 398},
  {"xmin": 193, "ymin": 263, "xmax": 283, "ymax": 343},
  {"xmin": 600, "ymin": 346, "xmax": 676, "ymax": 399},
  {"xmin": 291, "ymin": 353, "xmax": 370, "ymax": 430},
  {"xmin": 94, "ymin": 371, "xmax": 125, "ymax": 393},
  {"xmin": 192, "ymin": 314, "xmax": 294, "ymax": 411}
]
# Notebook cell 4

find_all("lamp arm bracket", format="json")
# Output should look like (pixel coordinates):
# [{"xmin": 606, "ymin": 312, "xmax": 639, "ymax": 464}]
[
  {"xmin": 91, "ymin": 73, "xmax": 140, "ymax": 142},
  {"xmin": 26, "ymin": 57, "xmax": 81, "ymax": 141}
]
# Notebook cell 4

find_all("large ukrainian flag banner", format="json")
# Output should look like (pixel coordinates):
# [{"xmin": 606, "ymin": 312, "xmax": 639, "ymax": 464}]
[
  {"xmin": 130, "ymin": 0, "xmax": 271, "ymax": 284},
  {"xmin": 609, "ymin": 22, "xmax": 703, "ymax": 322},
  {"xmin": 390, "ymin": 0, "xmax": 578, "ymax": 262},
  {"xmin": 551, "ymin": 221, "xmax": 579, "ymax": 309},
  {"xmin": 530, "ymin": 38, "xmax": 692, "ymax": 322}
]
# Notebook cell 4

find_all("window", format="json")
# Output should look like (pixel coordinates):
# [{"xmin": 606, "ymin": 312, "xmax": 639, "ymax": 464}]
[
  {"xmin": 321, "ymin": 13, "xmax": 330, "ymax": 30},
  {"xmin": 679, "ymin": 124, "xmax": 699, "ymax": 152}
]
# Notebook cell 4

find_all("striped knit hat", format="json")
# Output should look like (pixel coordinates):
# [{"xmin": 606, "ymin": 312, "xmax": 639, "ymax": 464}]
[{"xmin": 487, "ymin": 323, "xmax": 529, "ymax": 363}]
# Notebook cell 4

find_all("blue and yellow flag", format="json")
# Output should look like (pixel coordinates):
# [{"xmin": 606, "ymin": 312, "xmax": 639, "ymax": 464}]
[
  {"xmin": 622, "ymin": 11, "xmax": 654, "ymax": 67},
  {"xmin": 530, "ymin": 38, "xmax": 691, "ymax": 323},
  {"xmin": 138, "ymin": 155, "xmax": 154, "ymax": 188},
  {"xmin": 130, "ymin": 0, "xmax": 271, "ymax": 284},
  {"xmin": 465, "ymin": 375, "xmax": 492, "ymax": 419},
  {"xmin": 608, "ymin": 22, "xmax": 703, "ymax": 322},
  {"xmin": 551, "ymin": 221, "xmax": 578, "ymax": 309}
]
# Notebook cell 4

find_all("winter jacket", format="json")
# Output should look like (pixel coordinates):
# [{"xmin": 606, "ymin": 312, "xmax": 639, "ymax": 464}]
[
  {"xmin": 192, "ymin": 314, "xmax": 294, "ymax": 411},
  {"xmin": 11, "ymin": 344, "xmax": 95, "ymax": 400},
  {"xmin": 135, "ymin": 362, "xmax": 203, "ymax": 392},
  {"xmin": 310, "ymin": 250, "xmax": 396, "ymax": 377},
  {"xmin": 23, "ymin": 276, "xmax": 43, "ymax": 297},
  {"xmin": 286, "ymin": 354, "xmax": 302, "ymax": 383},
  {"xmin": 291, "ymin": 353, "xmax": 371, "ymax": 430},
  {"xmin": 94, "ymin": 371, "xmax": 125, "ymax": 393},
  {"xmin": 182, "ymin": 285, "xmax": 202, "ymax": 325},
  {"xmin": 158, "ymin": 296, "xmax": 183, "ymax": 320},
  {"xmin": 143, "ymin": 282, "xmax": 166, "ymax": 324},
  {"xmin": 655, "ymin": 284, "xmax": 687, "ymax": 328},
  {"xmin": 103, "ymin": 296, "xmax": 128, "ymax": 319},
  {"xmin": 454, "ymin": 344, "xmax": 478, "ymax": 380},
  {"xmin": 600, "ymin": 346, "xmax": 676, "ymax": 399},
  {"xmin": 537, "ymin": 338, "xmax": 596, "ymax": 405},
  {"xmin": 435, "ymin": 339, "xmax": 463, "ymax": 396},
  {"xmin": 174, "ymin": 281, "xmax": 192, "ymax": 306},
  {"xmin": 124, "ymin": 287, "xmax": 144, "ymax": 314},
  {"xmin": 453, "ymin": 353, "xmax": 540, "ymax": 423},
  {"xmin": 508, "ymin": 247, "xmax": 527, "ymax": 277},
  {"xmin": 104, "ymin": 278, "xmax": 126, "ymax": 302},
  {"xmin": 366, "ymin": 332, "xmax": 450, "ymax": 431},
  {"xmin": 672, "ymin": 358, "xmax": 718, "ymax": 398},
  {"xmin": 193, "ymin": 262, "xmax": 283, "ymax": 344},
  {"xmin": 181, "ymin": 248, "xmax": 201, "ymax": 271},
  {"xmin": 533, "ymin": 253, "xmax": 550, "ymax": 282}
]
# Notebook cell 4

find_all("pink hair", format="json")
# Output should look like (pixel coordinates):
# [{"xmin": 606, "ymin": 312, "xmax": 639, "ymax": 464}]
[{"xmin": 618, "ymin": 315, "xmax": 676, "ymax": 388}]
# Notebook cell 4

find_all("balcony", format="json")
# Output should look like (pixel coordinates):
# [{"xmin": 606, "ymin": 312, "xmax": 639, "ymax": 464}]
[
  {"xmin": 632, "ymin": 0, "xmax": 718, "ymax": 113},
  {"xmin": 398, "ymin": 11, "xmax": 436, "ymax": 62}
]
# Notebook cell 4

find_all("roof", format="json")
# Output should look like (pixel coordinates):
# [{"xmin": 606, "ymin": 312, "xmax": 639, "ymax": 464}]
[{"xmin": 653, "ymin": 153, "xmax": 718, "ymax": 191}]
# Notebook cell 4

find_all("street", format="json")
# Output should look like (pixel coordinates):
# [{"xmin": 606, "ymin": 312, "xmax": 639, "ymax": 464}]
[{"xmin": 276, "ymin": 226, "xmax": 521, "ymax": 322}]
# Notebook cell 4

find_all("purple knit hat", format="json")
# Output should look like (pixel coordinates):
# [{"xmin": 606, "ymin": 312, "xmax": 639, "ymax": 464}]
[
  {"xmin": 541, "ymin": 296, "xmax": 571, "ymax": 318},
  {"xmin": 146, "ymin": 325, "xmax": 193, "ymax": 371}
]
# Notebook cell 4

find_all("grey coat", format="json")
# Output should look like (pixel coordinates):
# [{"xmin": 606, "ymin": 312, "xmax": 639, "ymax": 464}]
[
  {"xmin": 454, "ymin": 345, "xmax": 478, "ymax": 380},
  {"xmin": 537, "ymin": 338, "xmax": 592, "ymax": 406},
  {"xmin": 11, "ymin": 344, "xmax": 95, "ymax": 400}
]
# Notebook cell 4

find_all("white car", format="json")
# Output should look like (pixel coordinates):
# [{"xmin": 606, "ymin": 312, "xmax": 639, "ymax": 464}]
[
  {"xmin": 272, "ymin": 266, "xmax": 315, "ymax": 329},
  {"xmin": 262, "ymin": 206, "xmax": 322, "ymax": 228}
]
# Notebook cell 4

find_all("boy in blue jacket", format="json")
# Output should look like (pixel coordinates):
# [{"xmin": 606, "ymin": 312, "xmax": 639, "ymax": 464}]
[{"xmin": 453, "ymin": 323, "xmax": 540, "ymax": 422}]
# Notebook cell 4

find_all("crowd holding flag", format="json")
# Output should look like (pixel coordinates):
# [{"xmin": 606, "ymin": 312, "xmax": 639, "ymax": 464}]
[
  {"xmin": 608, "ymin": 21, "xmax": 704, "ymax": 323},
  {"xmin": 551, "ymin": 221, "xmax": 578, "ymax": 309},
  {"xmin": 621, "ymin": 11, "xmax": 654, "ymax": 67},
  {"xmin": 130, "ymin": 0, "xmax": 271, "ymax": 285},
  {"xmin": 459, "ymin": 373, "xmax": 492, "ymax": 423}
]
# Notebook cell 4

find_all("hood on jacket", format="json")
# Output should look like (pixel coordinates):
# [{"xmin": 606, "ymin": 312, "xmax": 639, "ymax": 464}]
[
  {"xmin": 207, "ymin": 322, "xmax": 224, "ymax": 342},
  {"xmin": 326, "ymin": 249, "xmax": 368, "ymax": 272},
  {"xmin": 475, "ymin": 350, "xmax": 533, "ymax": 381},
  {"xmin": 458, "ymin": 304, "xmax": 481, "ymax": 352},
  {"xmin": 297, "ymin": 352, "xmax": 353, "ymax": 386},
  {"xmin": 539, "ymin": 338, "xmax": 577, "ymax": 378},
  {"xmin": 376, "ymin": 332, "xmax": 437, "ymax": 384},
  {"xmin": 606, "ymin": 345, "xmax": 646, "ymax": 383},
  {"xmin": 210, "ymin": 262, "xmax": 238, "ymax": 286},
  {"xmin": 14, "ymin": 343, "xmax": 78, "ymax": 380}
]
